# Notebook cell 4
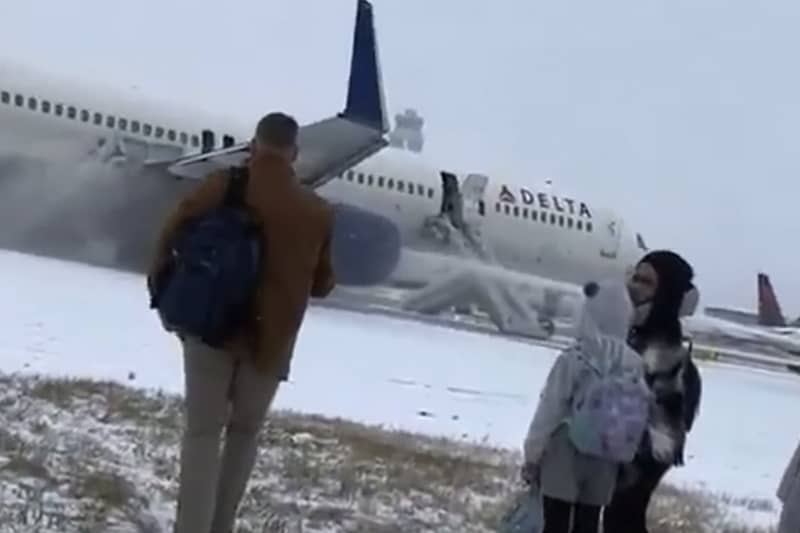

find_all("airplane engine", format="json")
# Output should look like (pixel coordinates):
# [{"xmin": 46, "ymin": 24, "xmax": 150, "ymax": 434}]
[{"xmin": 331, "ymin": 203, "xmax": 402, "ymax": 286}]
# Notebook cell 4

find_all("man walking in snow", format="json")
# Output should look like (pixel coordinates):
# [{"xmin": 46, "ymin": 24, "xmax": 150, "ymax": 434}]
[{"xmin": 148, "ymin": 112, "xmax": 336, "ymax": 533}]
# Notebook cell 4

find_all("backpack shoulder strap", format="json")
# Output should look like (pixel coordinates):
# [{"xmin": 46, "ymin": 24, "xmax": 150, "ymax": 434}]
[{"xmin": 223, "ymin": 166, "xmax": 250, "ymax": 207}]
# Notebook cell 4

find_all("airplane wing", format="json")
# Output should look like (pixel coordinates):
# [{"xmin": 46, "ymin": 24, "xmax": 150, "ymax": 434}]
[
  {"xmin": 162, "ymin": 0, "xmax": 388, "ymax": 189},
  {"xmin": 683, "ymin": 313, "xmax": 800, "ymax": 355}
]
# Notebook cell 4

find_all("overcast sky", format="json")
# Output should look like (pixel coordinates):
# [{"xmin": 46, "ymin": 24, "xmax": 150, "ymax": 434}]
[{"xmin": 2, "ymin": 0, "xmax": 797, "ymax": 316}]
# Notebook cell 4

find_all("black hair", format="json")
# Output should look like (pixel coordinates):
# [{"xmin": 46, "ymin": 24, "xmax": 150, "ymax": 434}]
[{"xmin": 635, "ymin": 250, "xmax": 694, "ymax": 346}]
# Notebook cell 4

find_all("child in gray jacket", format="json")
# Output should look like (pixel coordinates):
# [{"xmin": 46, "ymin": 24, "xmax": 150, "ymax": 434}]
[{"xmin": 522, "ymin": 279, "xmax": 650, "ymax": 533}]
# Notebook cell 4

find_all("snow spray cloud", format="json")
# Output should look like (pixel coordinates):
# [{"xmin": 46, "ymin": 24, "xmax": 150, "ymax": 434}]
[{"xmin": 0, "ymin": 139, "xmax": 140, "ymax": 266}]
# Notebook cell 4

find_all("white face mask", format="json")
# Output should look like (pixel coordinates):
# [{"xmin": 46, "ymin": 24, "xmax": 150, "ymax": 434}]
[
  {"xmin": 632, "ymin": 301, "xmax": 653, "ymax": 326},
  {"xmin": 632, "ymin": 286, "xmax": 698, "ymax": 327}
]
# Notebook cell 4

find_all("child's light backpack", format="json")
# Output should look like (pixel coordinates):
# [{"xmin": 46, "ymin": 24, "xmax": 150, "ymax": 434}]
[{"xmin": 567, "ymin": 341, "xmax": 650, "ymax": 464}]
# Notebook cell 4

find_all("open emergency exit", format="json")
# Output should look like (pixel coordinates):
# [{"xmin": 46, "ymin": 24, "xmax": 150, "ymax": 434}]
[{"xmin": 600, "ymin": 217, "xmax": 624, "ymax": 259}]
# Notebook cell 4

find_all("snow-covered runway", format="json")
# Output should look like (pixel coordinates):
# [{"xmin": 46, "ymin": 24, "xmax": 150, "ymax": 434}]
[{"xmin": 1, "ymin": 250, "xmax": 796, "ymax": 524}]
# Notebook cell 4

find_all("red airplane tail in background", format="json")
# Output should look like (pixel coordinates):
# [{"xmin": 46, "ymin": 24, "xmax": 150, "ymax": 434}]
[{"xmin": 757, "ymin": 273, "xmax": 787, "ymax": 327}]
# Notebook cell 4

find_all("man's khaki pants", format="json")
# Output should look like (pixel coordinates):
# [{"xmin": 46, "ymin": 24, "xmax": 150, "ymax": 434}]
[{"xmin": 174, "ymin": 337, "xmax": 280, "ymax": 533}]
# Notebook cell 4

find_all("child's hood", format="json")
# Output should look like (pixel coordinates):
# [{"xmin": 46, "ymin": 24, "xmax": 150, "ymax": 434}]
[
  {"xmin": 576, "ymin": 279, "xmax": 638, "ymax": 370},
  {"xmin": 578, "ymin": 279, "xmax": 634, "ymax": 340}
]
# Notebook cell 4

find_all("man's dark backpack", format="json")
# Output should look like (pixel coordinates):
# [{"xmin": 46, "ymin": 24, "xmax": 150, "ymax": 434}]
[{"xmin": 149, "ymin": 167, "xmax": 262, "ymax": 348}]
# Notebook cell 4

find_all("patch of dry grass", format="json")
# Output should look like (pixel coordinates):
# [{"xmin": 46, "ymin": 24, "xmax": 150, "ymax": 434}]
[
  {"xmin": 648, "ymin": 483, "xmax": 776, "ymax": 533},
  {"xmin": 0, "ymin": 372, "xmax": 779, "ymax": 532},
  {"xmin": 24, "ymin": 375, "xmax": 182, "ymax": 430}
]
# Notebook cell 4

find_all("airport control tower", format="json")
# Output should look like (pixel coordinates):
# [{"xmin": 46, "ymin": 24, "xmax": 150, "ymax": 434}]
[{"xmin": 388, "ymin": 108, "xmax": 424, "ymax": 153}]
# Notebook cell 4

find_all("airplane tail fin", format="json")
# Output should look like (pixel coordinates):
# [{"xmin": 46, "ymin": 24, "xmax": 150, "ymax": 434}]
[
  {"xmin": 757, "ymin": 272, "xmax": 787, "ymax": 327},
  {"xmin": 342, "ymin": 0, "xmax": 388, "ymax": 133}
]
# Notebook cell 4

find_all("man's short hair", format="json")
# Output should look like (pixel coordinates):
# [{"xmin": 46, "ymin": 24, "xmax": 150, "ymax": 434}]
[{"xmin": 255, "ymin": 112, "xmax": 299, "ymax": 148}]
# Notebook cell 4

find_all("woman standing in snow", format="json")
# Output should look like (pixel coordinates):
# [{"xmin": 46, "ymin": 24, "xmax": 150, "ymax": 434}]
[{"xmin": 602, "ymin": 250, "xmax": 702, "ymax": 533}]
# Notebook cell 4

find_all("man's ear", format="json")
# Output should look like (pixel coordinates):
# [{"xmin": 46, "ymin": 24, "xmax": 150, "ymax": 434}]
[{"xmin": 290, "ymin": 145, "xmax": 299, "ymax": 163}]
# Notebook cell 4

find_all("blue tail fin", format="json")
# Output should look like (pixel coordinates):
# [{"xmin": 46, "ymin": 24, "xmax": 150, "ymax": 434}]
[{"xmin": 341, "ymin": 0, "xmax": 388, "ymax": 133}]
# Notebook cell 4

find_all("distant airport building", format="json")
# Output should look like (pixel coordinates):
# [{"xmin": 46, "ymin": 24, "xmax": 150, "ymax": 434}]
[{"xmin": 388, "ymin": 108, "xmax": 424, "ymax": 153}]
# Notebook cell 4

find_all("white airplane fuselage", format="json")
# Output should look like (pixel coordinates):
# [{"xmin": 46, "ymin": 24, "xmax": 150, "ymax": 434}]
[
  {"xmin": 3, "ymin": 61, "xmax": 791, "ymax": 353},
  {"xmin": 320, "ymin": 149, "xmax": 645, "ymax": 289},
  {"xmin": 0, "ymin": 58, "xmax": 647, "ymax": 321},
  {"xmin": 0, "ymin": 61, "xmax": 243, "ymax": 168}
]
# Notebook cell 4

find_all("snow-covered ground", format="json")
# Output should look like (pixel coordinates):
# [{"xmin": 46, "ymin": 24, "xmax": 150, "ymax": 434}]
[
  {"xmin": 1, "ymin": 250, "xmax": 796, "ymax": 526},
  {"xmin": 0, "ymin": 373, "xmax": 527, "ymax": 532}
]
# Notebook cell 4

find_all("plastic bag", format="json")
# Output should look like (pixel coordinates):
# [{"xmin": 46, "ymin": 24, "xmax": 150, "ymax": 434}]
[{"xmin": 498, "ymin": 483, "xmax": 544, "ymax": 533}]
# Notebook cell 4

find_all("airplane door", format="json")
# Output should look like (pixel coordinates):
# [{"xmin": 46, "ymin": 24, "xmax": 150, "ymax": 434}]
[
  {"xmin": 460, "ymin": 173, "xmax": 492, "ymax": 261},
  {"xmin": 461, "ymin": 173, "xmax": 488, "ymax": 218},
  {"xmin": 600, "ymin": 217, "xmax": 623, "ymax": 259},
  {"xmin": 440, "ymin": 171, "xmax": 460, "ymax": 217},
  {"xmin": 426, "ymin": 171, "xmax": 492, "ymax": 260}
]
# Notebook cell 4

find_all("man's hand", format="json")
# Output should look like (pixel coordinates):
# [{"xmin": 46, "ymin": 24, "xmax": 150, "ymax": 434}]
[{"xmin": 520, "ymin": 462, "xmax": 539, "ymax": 486}]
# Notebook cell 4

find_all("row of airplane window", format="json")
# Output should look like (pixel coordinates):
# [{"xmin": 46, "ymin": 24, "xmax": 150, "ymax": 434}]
[
  {"xmin": 342, "ymin": 170, "xmax": 593, "ymax": 232},
  {"xmin": 495, "ymin": 202, "xmax": 594, "ymax": 232},
  {"xmin": 0, "ymin": 89, "xmax": 216, "ymax": 149},
  {"xmin": 341, "ymin": 170, "xmax": 437, "ymax": 198}
]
